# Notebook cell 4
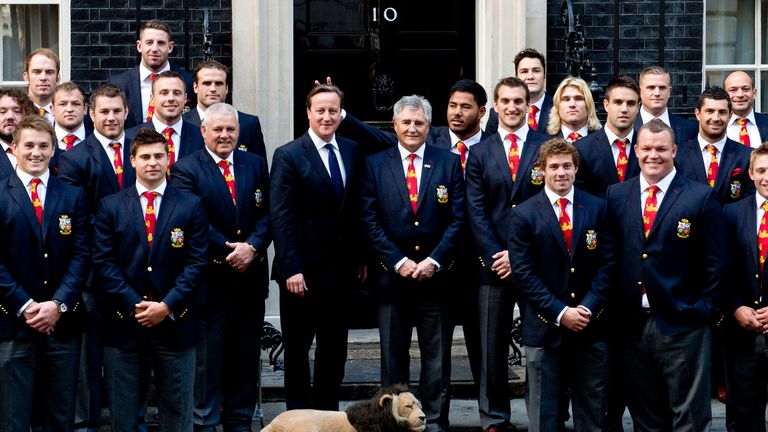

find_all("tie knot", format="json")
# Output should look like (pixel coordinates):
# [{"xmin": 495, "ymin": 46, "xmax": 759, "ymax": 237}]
[
  {"xmin": 163, "ymin": 127, "xmax": 173, "ymax": 138},
  {"xmin": 30, "ymin": 178, "xmax": 41, "ymax": 187},
  {"xmin": 762, "ymin": 201, "xmax": 768, "ymax": 212},
  {"xmin": 456, "ymin": 141, "xmax": 466, "ymax": 150},
  {"xmin": 569, "ymin": 132, "xmax": 581, "ymax": 142},
  {"xmin": 530, "ymin": 105, "xmax": 538, "ymax": 114},
  {"xmin": 64, "ymin": 134, "xmax": 76, "ymax": 145},
  {"xmin": 218, "ymin": 160, "xmax": 230, "ymax": 169},
  {"xmin": 507, "ymin": 133, "xmax": 517, "ymax": 145},
  {"xmin": 408, "ymin": 153, "xmax": 417, "ymax": 162},
  {"xmin": 324, "ymin": 143, "xmax": 335, "ymax": 152},
  {"xmin": 614, "ymin": 138, "xmax": 627, "ymax": 150},
  {"xmin": 557, "ymin": 197, "xmax": 569, "ymax": 210},
  {"xmin": 647, "ymin": 185, "xmax": 660, "ymax": 196},
  {"xmin": 143, "ymin": 191, "xmax": 158, "ymax": 201},
  {"xmin": 38, "ymin": 107, "xmax": 46, "ymax": 117},
  {"xmin": 149, "ymin": 73, "xmax": 158, "ymax": 81},
  {"xmin": 706, "ymin": 144, "xmax": 717, "ymax": 156},
  {"xmin": 109, "ymin": 142, "xmax": 121, "ymax": 150},
  {"xmin": 738, "ymin": 118, "xmax": 748, "ymax": 126}
]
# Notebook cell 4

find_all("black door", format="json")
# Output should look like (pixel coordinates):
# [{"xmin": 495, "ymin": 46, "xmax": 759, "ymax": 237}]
[{"xmin": 294, "ymin": 0, "xmax": 476, "ymax": 137}]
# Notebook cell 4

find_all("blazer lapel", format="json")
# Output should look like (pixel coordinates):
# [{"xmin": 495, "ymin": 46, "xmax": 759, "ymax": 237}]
[
  {"xmin": 512, "ymin": 133, "xmax": 539, "ymax": 197},
  {"xmin": 233, "ymin": 151, "xmax": 249, "ymax": 221},
  {"xmin": 646, "ymin": 175, "xmax": 683, "ymax": 241},
  {"xmin": 626, "ymin": 135, "xmax": 639, "ymax": 178},
  {"xmin": 125, "ymin": 188, "xmax": 150, "ymax": 251},
  {"xmin": 385, "ymin": 149, "xmax": 412, "ymax": 211},
  {"xmin": 301, "ymin": 135, "xmax": 337, "ymax": 199},
  {"xmin": 627, "ymin": 179, "xmax": 646, "ymax": 244},
  {"xmin": 129, "ymin": 67, "xmax": 144, "ymax": 126},
  {"xmin": 682, "ymin": 140, "xmax": 708, "ymax": 184},
  {"xmin": 571, "ymin": 190, "xmax": 588, "ymax": 259},
  {"xmin": 338, "ymin": 140, "xmax": 355, "ymax": 207},
  {"xmin": 41, "ymin": 177, "xmax": 62, "ymax": 243},
  {"xmin": 746, "ymin": 197, "xmax": 760, "ymax": 272},
  {"xmin": 714, "ymin": 141, "xmax": 738, "ymax": 193},
  {"xmin": 536, "ymin": 193, "xmax": 568, "ymax": 256},
  {"xmin": 8, "ymin": 175, "xmax": 42, "ymax": 243},
  {"xmin": 201, "ymin": 151, "xmax": 236, "ymax": 212},
  {"xmin": 598, "ymin": 132, "xmax": 621, "ymax": 184},
  {"xmin": 416, "ymin": 148, "xmax": 436, "ymax": 213},
  {"xmin": 0, "ymin": 150, "xmax": 13, "ymax": 177},
  {"xmin": 152, "ymin": 187, "xmax": 177, "ymax": 256},
  {"xmin": 490, "ymin": 135, "xmax": 514, "ymax": 192},
  {"xmin": 88, "ymin": 139, "xmax": 121, "ymax": 192}
]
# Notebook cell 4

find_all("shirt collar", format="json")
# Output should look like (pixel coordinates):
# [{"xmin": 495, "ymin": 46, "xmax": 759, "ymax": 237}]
[
  {"xmin": 604, "ymin": 126, "xmax": 634, "ymax": 145},
  {"xmin": 544, "ymin": 184, "xmax": 575, "ymax": 206},
  {"xmin": 152, "ymin": 117, "xmax": 183, "ymax": 136},
  {"xmin": 697, "ymin": 134, "xmax": 727, "ymax": 153},
  {"xmin": 34, "ymin": 102, "xmax": 53, "ymax": 113},
  {"xmin": 561, "ymin": 125, "xmax": 589, "ymax": 139},
  {"xmin": 55, "ymin": 123, "xmax": 86, "ymax": 142},
  {"xmin": 197, "ymin": 105, "xmax": 207, "ymax": 123},
  {"xmin": 1, "ymin": 139, "xmax": 12, "ymax": 151},
  {"xmin": 308, "ymin": 128, "xmax": 338, "ymax": 151},
  {"xmin": 136, "ymin": 179, "xmax": 167, "ymax": 196},
  {"xmin": 398, "ymin": 142, "xmax": 426, "ymax": 160},
  {"xmin": 140, "ymin": 63, "xmax": 171, "ymax": 81},
  {"xmin": 204, "ymin": 146, "xmax": 234, "ymax": 166},
  {"xmin": 640, "ymin": 168, "xmax": 677, "ymax": 193},
  {"xmin": 756, "ymin": 192, "xmax": 768, "ymax": 211},
  {"xmin": 729, "ymin": 109, "xmax": 758, "ymax": 127},
  {"xmin": 531, "ymin": 93, "xmax": 547, "ymax": 111},
  {"xmin": 640, "ymin": 107, "xmax": 671, "ymax": 127},
  {"xmin": 16, "ymin": 167, "xmax": 50, "ymax": 187},
  {"xmin": 94, "ymin": 130, "xmax": 125, "ymax": 147},
  {"xmin": 449, "ymin": 128, "xmax": 483, "ymax": 148},
  {"xmin": 498, "ymin": 123, "xmax": 530, "ymax": 142}
]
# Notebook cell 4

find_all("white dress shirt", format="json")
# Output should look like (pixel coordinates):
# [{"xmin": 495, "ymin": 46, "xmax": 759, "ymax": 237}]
[
  {"xmin": 94, "ymin": 131, "xmax": 126, "ymax": 175},
  {"xmin": 639, "ymin": 107, "xmax": 672, "ymax": 127},
  {"xmin": 308, "ymin": 128, "xmax": 347, "ymax": 184},
  {"xmin": 697, "ymin": 134, "xmax": 727, "ymax": 174},
  {"xmin": 727, "ymin": 110, "xmax": 762, "ymax": 148},
  {"xmin": 139, "ymin": 62, "xmax": 171, "ymax": 119},
  {"xmin": 55, "ymin": 124, "xmax": 87, "ymax": 150},
  {"xmin": 152, "ymin": 117, "xmax": 183, "ymax": 157},
  {"xmin": 136, "ymin": 179, "xmax": 167, "ymax": 218}
]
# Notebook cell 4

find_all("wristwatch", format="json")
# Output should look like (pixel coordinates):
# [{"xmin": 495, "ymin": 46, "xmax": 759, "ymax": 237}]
[{"xmin": 52, "ymin": 299, "xmax": 67, "ymax": 313}]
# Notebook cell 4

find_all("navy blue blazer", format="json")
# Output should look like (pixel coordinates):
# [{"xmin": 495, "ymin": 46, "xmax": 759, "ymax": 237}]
[
  {"xmin": 675, "ymin": 137, "xmax": 753, "ymax": 204},
  {"xmin": 270, "ymin": 132, "xmax": 365, "ymax": 291},
  {"xmin": 0, "ymin": 175, "xmax": 89, "ymax": 339},
  {"xmin": 575, "ymin": 129, "xmax": 640, "ymax": 198},
  {"xmin": 172, "ymin": 148, "xmax": 271, "ymax": 302},
  {"xmin": 361, "ymin": 145, "xmax": 466, "ymax": 302},
  {"xmin": 485, "ymin": 93, "xmax": 553, "ymax": 135},
  {"xmin": 183, "ymin": 109, "xmax": 267, "ymax": 160},
  {"xmin": 633, "ymin": 113, "xmax": 698, "ymax": 145},
  {"xmin": 124, "ymin": 119, "xmax": 205, "ymax": 163},
  {"xmin": 755, "ymin": 112, "xmax": 768, "ymax": 143},
  {"xmin": 0, "ymin": 146, "xmax": 15, "ymax": 181},
  {"xmin": 508, "ymin": 189, "xmax": 615, "ymax": 347},
  {"xmin": 605, "ymin": 173, "xmax": 728, "ymax": 336},
  {"xmin": 465, "ymin": 130, "xmax": 550, "ymax": 285},
  {"xmin": 57, "ymin": 134, "xmax": 136, "ymax": 216},
  {"xmin": 92, "ymin": 184, "xmax": 208, "ymax": 350},
  {"xmin": 108, "ymin": 65, "xmax": 195, "ymax": 129}
]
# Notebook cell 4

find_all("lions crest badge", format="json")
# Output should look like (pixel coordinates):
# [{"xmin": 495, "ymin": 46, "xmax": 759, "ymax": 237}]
[
  {"xmin": 254, "ymin": 189, "xmax": 263, "ymax": 207},
  {"xmin": 436, "ymin": 185, "xmax": 449, "ymax": 203},
  {"xmin": 58, "ymin": 215, "xmax": 72, "ymax": 235},
  {"xmin": 730, "ymin": 180, "xmax": 742, "ymax": 199},
  {"xmin": 238, "ymin": 144, "xmax": 248, "ymax": 152},
  {"xmin": 170, "ymin": 228, "xmax": 185, "ymax": 248},
  {"xmin": 585, "ymin": 230, "xmax": 597, "ymax": 250},
  {"xmin": 676, "ymin": 218, "xmax": 691, "ymax": 239},
  {"xmin": 530, "ymin": 163, "xmax": 544, "ymax": 185}
]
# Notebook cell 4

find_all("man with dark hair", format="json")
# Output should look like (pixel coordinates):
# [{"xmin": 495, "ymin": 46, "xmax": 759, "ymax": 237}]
[
  {"xmin": 109, "ymin": 19, "xmax": 194, "ymax": 129},
  {"xmin": 509, "ymin": 138, "xmax": 614, "ymax": 432},
  {"xmin": 465, "ymin": 76, "xmax": 550, "ymax": 432},
  {"xmin": 52, "ymin": 82, "xmax": 92, "ymax": 151},
  {"xmin": 486, "ymin": 48, "xmax": 553, "ymax": 135},
  {"xmin": 24, "ymin": 48, "xmax": 60, "ymax": 125},
  {"xmin": 173, "ymin": 103, "xmax": 270, "ymax": 432},
  {"xmin": 606, "ymin": 120, "xmax": 726, "ymax": 431},
  {"xmin": 93, "ymin": 127, "xmax": 208, "ymax": 432},
  {"xmin": 575, "ymin": 75, "xmax": 642, "ymax": 198},
  {"xmin": 183, "ymin": 60, "xmax": 267, "ymax": 159},
  {"xmin": 634, "ymin": 66, "xmax": 697, "ymax": 144},
  {"xmin": 0, "ymin": 88, "xmax": 34, "ymax": 178},
  {"xmin": 676, "ymin": 87, "xmax": 753, "ymax": 204},
  {"xmin": 271, "ymin": 84, "xmax": 366, "ymax": 410},
  {"xmin": 724, "ymin": 70, "xmax": 768, "ymax": 146}
]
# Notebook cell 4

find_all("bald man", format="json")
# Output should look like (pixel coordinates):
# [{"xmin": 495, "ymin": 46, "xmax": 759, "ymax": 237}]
[{"xmin": 724, "ymin": 71, "xmax": 768, "ymax": 147}]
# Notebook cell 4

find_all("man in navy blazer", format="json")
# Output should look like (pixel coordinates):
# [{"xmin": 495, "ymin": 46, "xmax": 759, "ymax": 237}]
[
  {"xmin": 0, "ymin": 88, "xmax": 36, "ymax": 181},
  {"xmin": 724, "ymin": 71, "xmax": 768, "ymax": 147},
  {"xmin": 545, "ymin": 77, "xmax": 602, "ymax": 141},
  {"xmin": 173, "ymin": 103, "xmax": 270, "ymax": 432},
  {"xmin": 183, "ymin": 60, "xmax": 267, "ymax": 159},
  {"xmin": 464, "ymin": 76, "xmax": 549, "ymax": 432},
  {"xmin": 108, "ymin": 19, "xmax": 194, "ymax": 129},
  {"xmin": 509, "ymin": 138, "xmax": 614, "ymax": 432},
  {"xmin": 270, "ymin": 85, "xmax": 366, "ymax": 411},
  {"xmin": 722, "ymin": 143, "xmax": 768, "ymax": 431},
  {"xmin": 93, "ymin": 128, "xmax": 208, "ymax": 432},
  {"xmin": 486, "ymin": 48, "xmax": 553, "ymax": 135},
  {"xmin": 676, "ymin": 87, "xmax": 753, "ymax": 205},
  {"xmin": 361, "ymin": 95, "xmax": 465, "ymax": 432},
  {"xmin": 52, "ymin": 82, "xmax": 92, "ymax": 150},
  {"xmin": 633, "ymin": 66, "xmax": 698, "ymax": 145},
  {"xmin": 575, "ymin": 75, "xmax": 643, "ymax": 198},
  {"xmin": 605, "ymin": 120, "xmax": 727, "ymax": 431},
  {"xmin": 0, "ymin": 116, "xmax": 89, "ymax": 432}
]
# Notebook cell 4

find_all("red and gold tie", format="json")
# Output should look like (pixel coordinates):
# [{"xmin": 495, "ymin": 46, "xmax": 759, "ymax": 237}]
[
  {"xmin": 759, "ymin": 201, "xmax": 768, "ymax": 273},
  {"xmin": 643, "ymin": 185, "xmax": 660, "ymax": 238},
  {"xmin": 558, "ymin": 197, "xmax": 572, "ymax": 254},
  {"xmin": 528, "ymin": 105, "xmax": 539, "ymax": 131},
  {"xmin": 507, "ymin": 133, "xmax": 520, "ymax": 181},
  {"xmin": 456, "ymin": 141, "xmax": 467, "ymax": 173},
  {"xmin": 218, "ymin": 160, "xmax": 236, "ymax": 206},
  {"xmin": 162, "ymin": 127, "xmax": 176, "ymax": 170},
  {"xmin": 568, "ymin": 132, "xmax": 581, "ymax": 142},
  {"xmin": 616, "ymin": 139, "xmax": 629, "ymax": 183},
  {"xmin": 146, "ymin": 73, "xmax": 158, "ymax": 121},
  {"xmin": 706, "ymin": 144, "xmax": 718, "ymax": 188},
  {"xmin": 109, "ymin": 142, "xmax": 124, "ymax": 190},
  {"xmin": 30, "ymin": 178, "xmax": 43, "ymax": 226},
  {"xmin": 38, "ymin": 107, "xmax": 46, "ymax": 117},
  {"xmin": 144, "ymin": 191, "xmax": 157, "ymax": 248},
  {"xmin": 738, "ymin": 118, "xmax": 751, "ymax": 147},
  {"xmin": 406, "ymin": 153, "xmax": 418, "ymax": 213},
  {"xmin": 63, "ymin": 134, "xmax": 77, "ymax": 151}
]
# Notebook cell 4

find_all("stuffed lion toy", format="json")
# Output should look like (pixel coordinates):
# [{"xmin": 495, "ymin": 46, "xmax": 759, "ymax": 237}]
[{"xmin": 261, "ymin": 384, "xmax": 426, "ymax": 432}]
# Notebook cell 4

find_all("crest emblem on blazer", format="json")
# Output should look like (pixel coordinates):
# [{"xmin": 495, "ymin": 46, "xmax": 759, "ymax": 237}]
[
  {"xmin": 58, "ymin": 214, "xmax": 72, "ymax": 235},
  {"xmin": 170, "ymin": 228, "xmax": 185, "ymax": 248},
  {"xmin": 238, "ymin": 144, "xmax": 248, "ymax": 152},
  {"xmin": 436, "ymin": 185, "xmax": 449, "ymax": 203},
  {"xmin": 676, "ymin": 218, "xmax": 691, "ymax": 239},
  {"xmin": 730, "ymin": 180, "xmax": 742, "ymax": 199},
  {"xmin": 585, "ymin": 230, "xmax": 597, "ymax": 250},
  {"xmin": 254, "ymin": 189, "xmax": 263, "ymax": 207},
  {"xmin": 530, "ymin": 162, "xmax": 544, "ymax": 185}
]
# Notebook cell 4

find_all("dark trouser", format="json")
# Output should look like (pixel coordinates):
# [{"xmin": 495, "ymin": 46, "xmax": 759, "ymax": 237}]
[
  {"xmin": 724, "ymin": 331, "xmax": 768, "ymax": 432},
  {"xmin": 623, "ymin": 317, "xmax": 712, "ymax": 432},
  {"xmin": 74, "ymin": 292, "xmax": 102, "ymax": 432},
  {"xmin": 279, "ymin": 288, "xmax": 348, "ymax": 411},
  {"xmin": 103, "ymin": 340, "xmax": 195, "ymax": 432},
  {"xmin": 0, "ymin": 333, "xmax": 81, "ymax": 432},
  {"xmin": 477, "ymin": 283, "xmax": 514, "ymax": 429},
  {"xmin": 379, "ymin": 298, "xmax": 452, "ymax": 432},
  {"xmin": 524, "ymin": 341, "xmax": 608, "ymax": 432}
]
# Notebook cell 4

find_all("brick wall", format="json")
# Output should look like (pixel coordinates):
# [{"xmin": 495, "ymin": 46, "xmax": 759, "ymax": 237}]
[
  {"xmin": 546, "ymin": 0, "xmax": 703, "ymax": 118},
  {"xmin": 70, "ymin": 0, "xmax": 233, "ymax": 95}
]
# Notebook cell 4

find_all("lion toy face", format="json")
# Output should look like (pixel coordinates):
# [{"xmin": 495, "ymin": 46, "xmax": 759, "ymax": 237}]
[{"xmin": 381, "ymin": 391, "xmax": 426, "ymax": 432}]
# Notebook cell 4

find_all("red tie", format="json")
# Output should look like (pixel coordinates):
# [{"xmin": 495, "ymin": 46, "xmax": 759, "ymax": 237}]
[
  {"xmin": 406, "ymin": 154, "xmax": 418, "ymax": 213},
  {"xmin": 528, "ymin": 105, "xmax": 539, "ymax": 131},
  {"xmin": 643, "ymin": 185, "xmax": 660, "ymax": 238},
  {"xmin": 146, "ymin": 73, "xmax": 158, "ymax": 121},
  {"xmin": 456, "ymin": 141, "xmax": 467, "ymax": 173},
  {"xmin": 507, "ymin": 133, "xmax": 520, "ymax": 181},
  {"xmin": 706, "ymin": 144, "xmax": 718, "ymax": 188},
  {"xmin": 615, "ymin": 139, "xmax": 629, "ymax": 182},
  {"xmin": 63, "ymin": 134, "xmax": 76, "ymax": 151},
  {"xmin": 109, "ymin": 142, "xmax": 124, "ymax": 190},
  {"xmin": 218, "ymin": 160, "xmax": 236, "ymax": 206},
  {"xmin": 38, "ymin": 107, "xmax": 47, "ymax": 117},
  {"xmin": 558, "ymin": 197, "xmax": 572, "ymax": 254},
  {"xmin": 759, "ymin": 201, "xmax": 768, "ymax": 273},
  {"xmin": 30, "ymin": 178, "xmax": 43, "ymax": 226},
  {"xmin": 143, "ymin": 191, "xmax": 158, "ymax": 248},
  {"xmin": 737, "ymin": 118, "xmax": 751, "ymax": 147},
  {"xmin": 162, "ymin": 127, "xmax": 175, "ymax": 169},
  {"xmin": 568, "ymin": 132, "xmax": 581, "ymax": 142}
]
